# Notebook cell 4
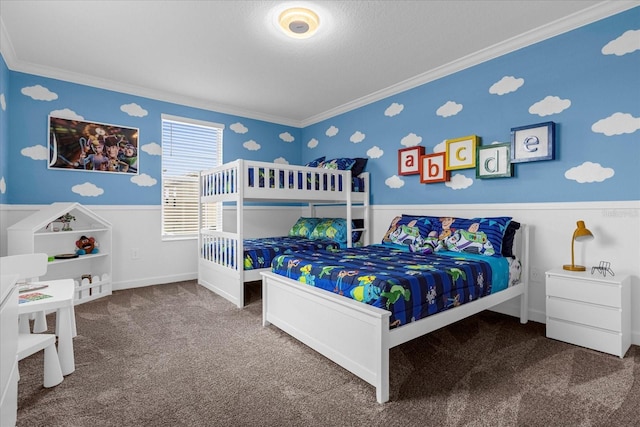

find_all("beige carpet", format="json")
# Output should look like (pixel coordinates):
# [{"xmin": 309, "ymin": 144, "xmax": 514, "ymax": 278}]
[{"xmin": 16, "ymin": 280, "xmax": 640, "ymax": 426}]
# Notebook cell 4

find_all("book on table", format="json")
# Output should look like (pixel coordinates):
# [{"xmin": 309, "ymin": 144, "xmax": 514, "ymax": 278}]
[{"xmin": 19, "ymin": 292, "xmax": 53, "ymax": 304}]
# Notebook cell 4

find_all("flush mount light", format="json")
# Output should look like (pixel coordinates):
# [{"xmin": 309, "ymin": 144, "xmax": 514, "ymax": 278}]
[{"xmin": 278, "ymin": 7, "xmax": 320, "ymax": 39}]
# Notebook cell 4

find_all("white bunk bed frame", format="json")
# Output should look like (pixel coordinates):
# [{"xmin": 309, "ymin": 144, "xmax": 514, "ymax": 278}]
[
  {"xmin": 198, "ymin": 159, "xmax": 370, "ymax": 308},
  {"xmin": 261, "ymin": 224, "xmax": 530, "ymax": 403}
]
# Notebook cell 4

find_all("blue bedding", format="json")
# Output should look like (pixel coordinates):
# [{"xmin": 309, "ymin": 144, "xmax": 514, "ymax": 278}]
[
  {"xmin": 270, "ymin": 245, "xmax": 510, "ymax": 328},
  {"xmin": 242, "ymin": 236, "xmax": 340, "ymax": 270}
]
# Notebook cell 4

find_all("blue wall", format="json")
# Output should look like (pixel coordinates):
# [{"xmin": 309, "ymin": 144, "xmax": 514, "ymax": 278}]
[
  {"xmin": 302, "ymin": 8, "xmax": 640, "ymax": 205},
  {"xmin": 1, "ymin": 7, "xmax": 638, "ymax": 207},
  {"xmin": 1, "ymin": 71, "xmax": 302, "ymax": 205}
]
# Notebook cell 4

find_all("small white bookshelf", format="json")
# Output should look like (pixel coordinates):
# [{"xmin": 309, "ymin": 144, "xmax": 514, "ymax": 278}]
[{"xmin": 7, "ymin": 202, "xmax": 112, "ymax": 304}]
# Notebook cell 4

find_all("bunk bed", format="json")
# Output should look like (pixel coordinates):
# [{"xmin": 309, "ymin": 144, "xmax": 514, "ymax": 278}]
[
  {"xmin": 261, "ymin": 216, "xmax": 529, "ymax": 403},
  {"xmin": 198, "ymin": 159, "xmax": 370, "ymax": 308}
]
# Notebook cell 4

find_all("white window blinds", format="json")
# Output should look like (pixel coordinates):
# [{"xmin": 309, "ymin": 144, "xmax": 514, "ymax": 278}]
[{"xmin": 161, "ymin": 115, "xmax": 223, "ymax": 239}]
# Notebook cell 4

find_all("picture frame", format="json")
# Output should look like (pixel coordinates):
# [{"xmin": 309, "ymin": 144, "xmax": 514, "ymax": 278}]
[
  {"xmin": 476, "ymin": 143, "xmax": 513, "ymax": 179},
  {"xmin": 510, "ymin": 121, "xmax": 555, "ymax": 163},
  {"xmin": 48, "ymin": 116, "xmax": 139, "ymax": 174},
  {"xmin": 420, "ymin": 152, "xmax": 449, "ymax": 183},
  {"xmin": 397, "ymin": 146, "xmax": 424, "ymax": 175},
  {"xmin": 445, "ymin": 135, "xmax": 478, "ymax": 170}
]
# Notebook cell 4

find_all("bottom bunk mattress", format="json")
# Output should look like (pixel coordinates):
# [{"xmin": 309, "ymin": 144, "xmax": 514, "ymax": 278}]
[
  {"xmin": 241, "ymin": 236, "xmax": 340, "ymax": 270},
  {"xmin": 271, "ymin": 246, "xmax": 517, "ymax": 328}
]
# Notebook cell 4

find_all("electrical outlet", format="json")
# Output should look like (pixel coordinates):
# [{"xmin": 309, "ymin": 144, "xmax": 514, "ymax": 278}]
[
  {"xmin": 131, "ymin": 248, "xmax": 139, "ymax": 260},
  {"xmin": 531, "ymin": 267, "xmax": 542, "ymax": 282}
]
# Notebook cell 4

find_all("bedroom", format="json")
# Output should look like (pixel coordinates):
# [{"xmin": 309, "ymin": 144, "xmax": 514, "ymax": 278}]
[{"xmin": 0, "ymin": 0, "xmax": 639, "ymax": 424}]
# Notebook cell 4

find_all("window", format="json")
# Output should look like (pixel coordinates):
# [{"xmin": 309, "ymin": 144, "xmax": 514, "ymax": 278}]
[{"xmin": 161, "ymin": 115, "xmax": 223, "ymax": 239}]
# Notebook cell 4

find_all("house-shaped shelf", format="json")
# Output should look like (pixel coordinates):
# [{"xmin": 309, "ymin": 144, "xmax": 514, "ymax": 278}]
[{"xmin": 8, "ymin": 202, "xmax": 113, "ymax": 304}]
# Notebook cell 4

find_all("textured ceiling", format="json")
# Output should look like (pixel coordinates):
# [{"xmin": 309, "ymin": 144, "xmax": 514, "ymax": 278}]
[{"xmin": 0, "ymin": 1, "xmax": 632, "ymax": 126}]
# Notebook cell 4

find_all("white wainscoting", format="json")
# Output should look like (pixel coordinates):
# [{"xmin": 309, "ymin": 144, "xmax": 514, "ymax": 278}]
[{"xmin": 2, "ymin": 201, "xmax": 638, "ymax": 345}]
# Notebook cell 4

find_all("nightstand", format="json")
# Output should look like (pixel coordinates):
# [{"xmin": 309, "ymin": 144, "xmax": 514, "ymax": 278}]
[{"xmin": 545, "ymin": 268, "xmax": 630, "ymax": 358}]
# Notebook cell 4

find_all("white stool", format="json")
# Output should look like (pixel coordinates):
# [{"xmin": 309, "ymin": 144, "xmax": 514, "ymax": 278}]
[{"xmin": 17, "ymin": 333, "xmax": 64, "ymax": 388}]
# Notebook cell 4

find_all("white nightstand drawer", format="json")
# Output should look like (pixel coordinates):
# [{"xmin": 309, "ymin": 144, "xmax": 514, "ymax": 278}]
[
  {"xmin": 546, "ymin": 318, "xmax": 625, "ymax": 357},
  {"xmin": 547, "ymin": 297, "xmax": 621, "ymax": 332},
  {"xmin": 546, "ymin": 276, "xmax": 621, "ymax": 307}
]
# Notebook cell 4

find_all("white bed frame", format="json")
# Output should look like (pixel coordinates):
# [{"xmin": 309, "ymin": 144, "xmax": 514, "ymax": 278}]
[
  {"xmin": 198, "ymin": 159, "xmax": 370, "ymax": 308},
  {"xmin": 261, "ymin": 224, "xmax": 529, "ymax": 403}
]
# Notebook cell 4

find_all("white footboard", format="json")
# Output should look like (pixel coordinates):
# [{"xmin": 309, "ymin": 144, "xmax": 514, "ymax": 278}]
[{"xmin": 261, "ymin": 271, "xmax": 392, "ymax": 403}]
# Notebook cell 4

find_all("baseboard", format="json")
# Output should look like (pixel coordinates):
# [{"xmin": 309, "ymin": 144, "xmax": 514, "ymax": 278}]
[{"xmin": 112, "ymin": 273, "xmax": 197, "ymax": 291}]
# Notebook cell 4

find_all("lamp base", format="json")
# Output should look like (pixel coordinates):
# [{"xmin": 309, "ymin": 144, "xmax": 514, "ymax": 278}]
[{"xmin": 563, "ymin": 264, "xmax": 586, "ymax": 271}]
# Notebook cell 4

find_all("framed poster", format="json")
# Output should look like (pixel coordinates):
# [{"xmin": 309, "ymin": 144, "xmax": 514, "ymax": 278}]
[
  {"xmin": 397, "ymin": 146, "xmax": 424, "ymax": 175},
  {"xmin": 48, "ymin": 116, "xmax": 139, "ymax": 174},
  {"xmin": 510, "ymin": 121, "xmax": 555, "ymax": 163},
  {"xmin": 476, "ymin": 143, "xmax": 513, "ymax": 179}
]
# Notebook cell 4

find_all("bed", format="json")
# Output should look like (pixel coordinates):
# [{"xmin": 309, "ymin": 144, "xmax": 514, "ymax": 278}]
[
  {"xmin": 261, "ymin": 215, "xmax": 529, "ymax": 403},
  {"xmin": 198, "ymin": 158, "xmax": 370, "ymax": 308}
]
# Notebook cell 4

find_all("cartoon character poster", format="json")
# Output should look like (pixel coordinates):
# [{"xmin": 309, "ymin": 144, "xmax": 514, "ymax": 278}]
[{"xmin": 48, "ymin": 116, "xmax": 139, "ymax": 174}]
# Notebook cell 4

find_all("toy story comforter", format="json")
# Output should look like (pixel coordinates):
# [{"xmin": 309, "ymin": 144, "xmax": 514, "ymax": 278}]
[
  {"xmin": 271, "ymin": 245, "xmax": 511, "ymax": 328},
  {"xmin": 239, "ymin": 236, "xmax": 340, "ymax": 270}
]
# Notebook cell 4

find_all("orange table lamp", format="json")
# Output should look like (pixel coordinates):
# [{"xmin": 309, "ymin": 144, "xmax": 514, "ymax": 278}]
[{"xmin": 563, "ymin": 220, "xmax": 594, "ymax": 271}]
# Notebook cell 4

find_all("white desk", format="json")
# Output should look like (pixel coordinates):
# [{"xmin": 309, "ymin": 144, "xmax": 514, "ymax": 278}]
[{"xmin": 18, "ymin": 279, "xmax": 76, "ymax": 376}]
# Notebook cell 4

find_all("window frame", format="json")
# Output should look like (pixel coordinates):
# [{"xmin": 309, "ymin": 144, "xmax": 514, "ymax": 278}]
[{"xmin": 161, "ymin": 114, "xmax": 223, "ymax": 241}]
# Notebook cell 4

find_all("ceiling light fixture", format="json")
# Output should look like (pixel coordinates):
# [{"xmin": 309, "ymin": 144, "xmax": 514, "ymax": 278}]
[{"xmin": 278, "ymin": 7, "xmax": 320, "ymax": 39}]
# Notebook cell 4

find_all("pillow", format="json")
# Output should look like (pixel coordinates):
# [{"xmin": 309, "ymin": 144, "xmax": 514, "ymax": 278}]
[
  {"xmin": 320, "ymin": 158, "xmax": 356, "ymax": 171},
  {"xmin": 427, "ymin": 216, "xmax": 512, "ymax": 256},
  {"xmin": 380, "ymin": 215, "xmax": 437, "ymax": 252},
  {"xmin": 288, "ymin": 217, "xmax": 322, "ymax": 238},
  {"xmin": 350, "ymin": 158, "xmax": 368, "ymax": 177},
  {"xmin": 305, "ymin": 156, "xmax": 325, "ymax": 167},
  {"xmin": 309, "ymin": 218, "xmax": 349, "ymax": 244},
  {"xmin": 501, "ymin": 221, "xmax": 520, "ymax": 258}
]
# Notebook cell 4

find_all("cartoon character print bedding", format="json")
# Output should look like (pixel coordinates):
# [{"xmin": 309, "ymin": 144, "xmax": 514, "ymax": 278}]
[{"xmin": 271, "ymin": 246, "xmax": 510, "ymax": 328}]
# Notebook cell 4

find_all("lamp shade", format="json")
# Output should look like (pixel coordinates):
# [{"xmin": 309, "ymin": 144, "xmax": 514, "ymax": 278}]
[
  {"xmin": 563, "ymin": 220, "xmax": 594, "ymax": 271},
  {"xmin": 573, "ymin": 220, "xmax": 594, "ymax": 242}
]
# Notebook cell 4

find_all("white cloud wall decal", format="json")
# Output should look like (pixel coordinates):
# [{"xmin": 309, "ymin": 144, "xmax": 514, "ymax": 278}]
[
  {"xmin": 326, "ymin": 125, "xmax": 339, "ymax": 137},
  {"xmin": 529, "ymin": 96, "xmax": 571, "ymax": 116},
  {"xmin": 21, "ymin": 85, "xmax": 58, "ymax": 101},
  {"xmin": 0, "ymin": 177, "xmax": 5, "ymax": 194},
  {"xmin": 602, "ymin": 29, "xmax": 640, "ymax": 56},
  {"xmin": 230, "ymin": 122, "xmax": 248, "ymax": 134},
  {"xmin": 131, "ymin": 174, "xmax": 157, "ymax": 186},
  {"xmin": 565, "ymin": 162, "xmax": 614, "ymax": 183},
  {"xmin": 436, "ymin": 101, "xmax": 463, "ymax": 117},
  {"xmin": 72, "ymin": 182, "xmax": 104, "ymax": 197},
  {"xmin": 50, "ymin": 109, "xmax": 84, "ymax": 120},
  {"xmin": 1, "ymin": 93, "xmax": 6, "ymax": 111},
  {"xmin": 433, "ymin": 140, "xmax": 447, "ymax": 153},
  {"xmin": 142, "ymin": 142, "xmax": 162, "ymax": 155},
  {"xmin": 445, "ymin": 174, "xmax": 473, "ymax": 190},
  {"xmin": 489, "ymin": 76, "xmax": 524, "ymax": 95},
  {"xmin": 400, "ymin": 133, "xmax": 422, "ymax": 147},
  {"xmin": 385, "ymin": 175, "xmax": 404, "ymax": 189},
  {"xmin": 307, "ymin": 138, "xmax": 319, "ymax": 148},
  {"xmin": 274, "ymin": 157, "xmax": 289, "ymax": 164},
  {"xmin": 21, "ymin": 145, "xmax": 48, "ymax": 160},
  {"xmin": 591, "ymin": 112, "xmax": 640, "ymax": 136},
  {"xmin": 367, "ymin": 146, "xmax": 383, "ymax": 158},
  {"xmin": 243, "ymin": 140, "xmax": 261, "ymax": 151},
  {"xmin": 385, "ymin": 102, "xmax": 404, "ymax": 117},
  {"xmin": 120, "ymin": 103, "xmax": 148, "ymax": 117},
  {"xmin": 350, "ymin": 131, "xmax": 366, "ymax": 143},
  {"xmin": 279, "ymin": 132, "xmax": 294, "ymax": 142}
]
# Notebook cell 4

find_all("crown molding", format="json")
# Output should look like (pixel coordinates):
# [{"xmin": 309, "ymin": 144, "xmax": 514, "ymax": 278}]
[
  {"xmin": 300, "ymin": 1, "xmax": 639, "ymax": 127},
  {"xmin": 2, "ymin": 2, "xmax": 637, "ymax": 129}
]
